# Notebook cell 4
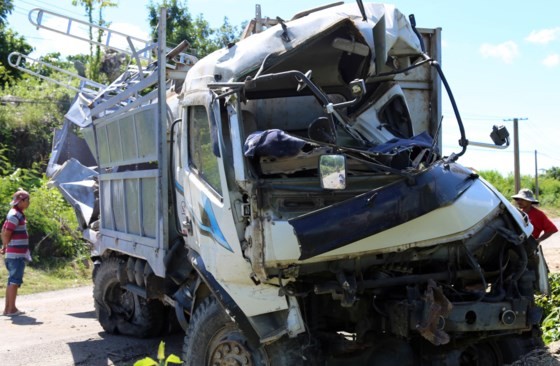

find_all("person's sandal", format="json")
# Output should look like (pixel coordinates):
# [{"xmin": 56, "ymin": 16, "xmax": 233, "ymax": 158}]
[{"xmin": 4, "ymin": 310, "xmax": 25, "ymax": 317}]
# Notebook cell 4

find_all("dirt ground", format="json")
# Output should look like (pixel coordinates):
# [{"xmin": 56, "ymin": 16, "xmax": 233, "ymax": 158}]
[
  {"xmin": 1, "ymin": 220, "xmax": 560, "ymax": 366},
  {"xmin": 0, "ymin": 286, "xmax": 184, "ymax": 365},
  {"xmin": 543, "ymin": 246, "xmax": 560, "ymax": 272},
  {"xmin": 538, "ymin": 218, "xmax": 560, "ymax": 273}
]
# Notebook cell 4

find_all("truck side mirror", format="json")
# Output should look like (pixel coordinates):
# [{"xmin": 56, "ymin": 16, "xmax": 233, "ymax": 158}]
[
  {"xmin": 490, "ymin": 125, "xmax": 509, "ymax": 146},
  {"xmin": 319, "ymin": 154, "xmax": 346, "ymax": 190}
]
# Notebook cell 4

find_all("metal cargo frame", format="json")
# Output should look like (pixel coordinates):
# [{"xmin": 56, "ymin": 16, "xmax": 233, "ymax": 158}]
[{"xmin": 94, "ymin": 13, "xmax": 170, "ymax": 277}]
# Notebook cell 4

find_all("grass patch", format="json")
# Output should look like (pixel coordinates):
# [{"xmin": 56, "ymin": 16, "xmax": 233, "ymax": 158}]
[{"xmin": 0, "ymin": 258, "xmax": 92, "ymax": 297}]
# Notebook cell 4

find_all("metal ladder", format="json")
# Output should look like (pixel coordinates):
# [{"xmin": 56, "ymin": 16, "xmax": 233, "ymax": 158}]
[
  {"xmin": 8, "ymin": 51, "xmax": 106, "ymax": 95},
  {"xmin": 16, "ymin": 8, "xmax": 196, "ymax": 120}
]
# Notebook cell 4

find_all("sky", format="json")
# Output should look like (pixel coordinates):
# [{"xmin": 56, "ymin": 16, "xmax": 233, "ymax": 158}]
[{"xmin": 7, "ymin": 0, "xmax": 560, "ymax": 176}]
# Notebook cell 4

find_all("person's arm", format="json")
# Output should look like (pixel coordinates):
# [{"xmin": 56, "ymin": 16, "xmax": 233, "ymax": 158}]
[
  {"xmin": 1, "ymin": 228, "xmax": 12, "ymax": 254},
  {"xmin": 533, "ymin": 209, "xmax": 558, "ymax": 244},
  {"xmin": 537, "ymin": 231, "xmax": 554, "ymax": 243}
]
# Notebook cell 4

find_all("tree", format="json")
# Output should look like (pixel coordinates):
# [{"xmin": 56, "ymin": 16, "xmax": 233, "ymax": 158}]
[
  {"xmin": 0, "ymin": 1, "xmax": 33, "ymax": 85},
  {"xmin": 214, "ymin": 17, "xmax": 242, "ymax": 48},
  {"xmin": 0, "ymin": 28, "xmax": 33, "ymax": 85},
  {"xmin": 545, "ymin": 167, "xmax": 560, "ymax": 180},
  {"xmin": 148, "ymin": 0, "xmax": 199, "ymax": 52},
  {"xmin": 71, "ymin": 0, "xmax": 117, "ymax": 81},
  {"xmin": 0, "ymin": 0, "xmax": 14, "ymax": 27},
  {"xmin": 147, "ymin": 0, "xmax": 242, "ymax": 59}
]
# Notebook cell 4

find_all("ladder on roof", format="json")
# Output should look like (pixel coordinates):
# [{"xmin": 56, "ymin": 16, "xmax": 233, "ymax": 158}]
[
  {"xmin": 18, "ymin": 8, "xmax": 197, "ymax": 119},
  {"xmin": 27, "ymin": 8, "xmax": 198, "ymax": 67},
  {"xmin": 8, "ymin": 51, "xmax": 106, "ymax": 95},
  {"xmin": 28, "ymin": 8, "xmax": 156, "ymax": 63}
]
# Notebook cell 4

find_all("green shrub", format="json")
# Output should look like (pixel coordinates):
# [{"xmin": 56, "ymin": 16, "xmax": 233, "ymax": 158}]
[
  {"xmin": 0, "ymin": 165, "xmax": 84, "ymax": 262},
  {"xmin": 479, "ymin": 170, "xmax": 515, "ymax": 197},
  {"xmin": 25, "ymin": 177, "xmax": 85, "ymax": 260},
  {"xmin": 536, "ymin": 273, "xmax": 560, "ymax": 344}
]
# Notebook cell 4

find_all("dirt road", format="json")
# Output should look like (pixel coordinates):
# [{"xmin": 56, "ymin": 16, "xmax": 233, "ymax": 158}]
[
  {"xmin": 539, "ymin": 218, "xmax": 560, "ymax": 273},
  {"xmin": 0, "ymin": 286, "xmax": 183, "ymax": 366}
]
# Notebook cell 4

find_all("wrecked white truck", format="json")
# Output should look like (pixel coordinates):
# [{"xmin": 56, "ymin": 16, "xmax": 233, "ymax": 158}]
[{"xmin": 15, "ymin": 1, "xmax": 550, "ymax": 365}]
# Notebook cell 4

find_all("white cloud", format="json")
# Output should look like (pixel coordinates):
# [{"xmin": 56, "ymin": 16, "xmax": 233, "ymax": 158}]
[
  {"xmin": 479, "ymin": 41, "xmax": 519, "ymax": 64},
  {"xmin": 525, "ymin": 27, "xmax": 560, "ymax": 44},
  {"xmin": 542, "ymin": 54, "xmax": 560, "ymax": 67}
]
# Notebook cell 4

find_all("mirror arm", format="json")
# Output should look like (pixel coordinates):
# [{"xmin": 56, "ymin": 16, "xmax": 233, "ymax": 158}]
[{"xmin": 467, "ymin": 138, "xmax": 510, "ymax": 150}]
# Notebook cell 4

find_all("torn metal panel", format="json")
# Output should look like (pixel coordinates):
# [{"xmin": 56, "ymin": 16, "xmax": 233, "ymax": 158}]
[
  {"xmin": 289, "ymin": 162, "xmax": 476, "ymax": 260},
  {"xmin": 65, "ymin": 93, "xmax": 94, "ymax": 127},
  {"xmin": 46, "ymin": 119, "xmax": 97, "ymax": 178},
  {"xmin": 49, "ymin": 158, "xmax": 98, "ymax": 229}
]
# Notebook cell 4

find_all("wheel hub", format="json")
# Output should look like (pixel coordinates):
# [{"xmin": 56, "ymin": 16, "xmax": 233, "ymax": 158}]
[
  {"xmin": 210, "ymin": 339, "xmax": 253, "ymax": 366},
  {"xmin": 119, "ymin": 290, "xmax": 135, "ymax": 319}
]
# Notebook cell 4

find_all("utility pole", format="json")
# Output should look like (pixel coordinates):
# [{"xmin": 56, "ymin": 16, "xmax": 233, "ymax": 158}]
[
  {"xmin": 504, "ymin": 117, "xmax": 527, "ymax": 193},
  {"xmin": 535, "ymin": 150, "xmax": 539, "ymax": 200}
]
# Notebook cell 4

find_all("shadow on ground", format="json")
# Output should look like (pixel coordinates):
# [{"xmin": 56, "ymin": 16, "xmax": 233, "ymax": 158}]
[{"xmin": 67, "ymin": 332, "xmax": 184, "ymax": 365}]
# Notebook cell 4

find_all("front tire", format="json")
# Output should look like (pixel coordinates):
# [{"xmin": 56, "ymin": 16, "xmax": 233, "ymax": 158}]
[
  {"xmin": 93, "ymin": 257, "xmax": 166, "ymax": 338},
  {"xmin": 183, "ymin": 296, "xmax": 319, "ymax": 366}
]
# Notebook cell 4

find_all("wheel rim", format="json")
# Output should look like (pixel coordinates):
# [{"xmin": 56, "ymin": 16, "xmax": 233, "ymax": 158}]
[
  {"xmin": 106, "ymin": 282, "xmax": 135, "ymax": 320},
  {"xmin": 210, "ymin": 339, "xmax": 253, "ymax": 366},
  {"xmin": 207, "ymin": 326, "xmax": 255, "ymax": 366}
]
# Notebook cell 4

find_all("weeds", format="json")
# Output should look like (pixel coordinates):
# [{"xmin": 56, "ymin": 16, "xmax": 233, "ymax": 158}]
[
  {"xmin": 536, "ymin": 273, "xmax": 560, "ymax": 344},
  {"xmin": 134, "ymin": 341, "xmax": 182, "ymax": 366}
]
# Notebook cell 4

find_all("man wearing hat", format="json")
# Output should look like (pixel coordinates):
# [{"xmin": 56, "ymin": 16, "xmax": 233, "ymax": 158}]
[
  {"xmin": 1, "ymin": 189, "xmax": 31, "ymax": 316},
  {"xmin": 512, "ymin": 188, "xmax": 558, "ymax": 244}
]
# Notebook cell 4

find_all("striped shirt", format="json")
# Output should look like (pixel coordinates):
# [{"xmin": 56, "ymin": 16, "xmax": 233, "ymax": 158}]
[{"xmin": 2, "ymin": 207, "xmax": 29, "ymax": 259}]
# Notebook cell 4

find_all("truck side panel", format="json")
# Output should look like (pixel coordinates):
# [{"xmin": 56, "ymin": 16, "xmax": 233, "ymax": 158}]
[{"xmin": 95, "ymin": 104, "xmax": 168, "ymax": 276}]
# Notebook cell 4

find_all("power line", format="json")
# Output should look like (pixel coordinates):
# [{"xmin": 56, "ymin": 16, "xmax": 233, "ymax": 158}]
[
  {"xmin": 538, "ymin": 152, "xmax": 560, "ymax": 164},
  {"xmin": 442, "ymin": 111, "xmax": 505, "ymax": 122},
  {"xmin": 16, "ymin": 0, "xmax": 85, "ymax": 18},
  {"xmin": 523, "ymin": 119, "xmax": 559, "ymax": 156},
  {"xmin": 442, "ymin": 145, "xmax": 539, "ymax": 155}
]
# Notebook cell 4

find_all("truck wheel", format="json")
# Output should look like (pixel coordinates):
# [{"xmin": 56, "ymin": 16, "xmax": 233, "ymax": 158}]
[
  {"xmin": 183, "ymin": 296, "xmax": 317, "ymax": 366},
  {"xmin": 496, "ymin": 330, "xmax": 544, "ymax": 364},
  {"xmin": 457, "ymin": 331, "xmax": 543, "ymax": 366},
  {"xmin": 93, "ymin": 257, "xmax": 166, "ymax": 338},
  {"xmin": 458, "ymin": 341, "xmax": 503, "ymax": 365}
]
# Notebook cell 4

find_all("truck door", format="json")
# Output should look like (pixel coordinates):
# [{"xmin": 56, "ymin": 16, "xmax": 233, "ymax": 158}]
[
  {"xmin": 180, "ymin": 93, "xmax": 289, "ymax": 317},
  {"xmin": 180, "ymin": 93, "xmax": 243, "ymax": 274}
]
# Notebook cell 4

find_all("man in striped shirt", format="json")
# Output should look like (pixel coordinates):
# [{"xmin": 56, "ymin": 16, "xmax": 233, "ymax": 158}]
[{"xmin": 1, "ymin": 189, "xmax": 31, "ymax": 316}]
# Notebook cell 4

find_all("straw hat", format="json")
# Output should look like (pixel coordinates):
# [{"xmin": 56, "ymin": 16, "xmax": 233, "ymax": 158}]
[{"xmin": 511, "ymin": 188, "xmax": 538, "ymax": 204}]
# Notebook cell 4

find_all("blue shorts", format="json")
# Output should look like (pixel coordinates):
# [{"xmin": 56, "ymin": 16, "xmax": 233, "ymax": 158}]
[{"xmin": 5, "ymin": 257, "xmax": 26, "ymax": 286}]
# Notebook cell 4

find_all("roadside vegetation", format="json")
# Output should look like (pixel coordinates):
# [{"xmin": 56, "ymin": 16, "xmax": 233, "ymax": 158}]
[{"xmin": 538, "ymin": 273, "xmax": 560, "ymax": 344}]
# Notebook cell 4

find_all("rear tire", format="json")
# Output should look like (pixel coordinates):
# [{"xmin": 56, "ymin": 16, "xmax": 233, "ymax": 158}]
[{"xmin": 93, "ymin": 257, "xmax": 166, "ymax": 338}]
